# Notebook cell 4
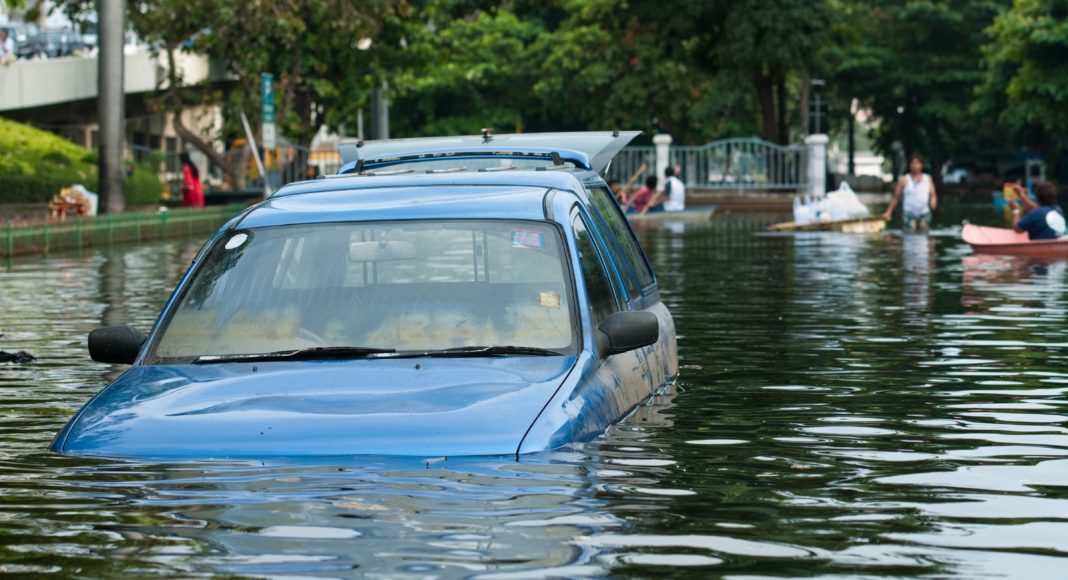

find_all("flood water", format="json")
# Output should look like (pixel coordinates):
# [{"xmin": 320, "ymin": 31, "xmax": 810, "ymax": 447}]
[{"xmin": 3, "ymin": 210, "xmax": 1068, "ymax": 577}]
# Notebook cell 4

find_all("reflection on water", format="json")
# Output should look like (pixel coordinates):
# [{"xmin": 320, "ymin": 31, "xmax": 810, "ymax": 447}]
[{"xmin": 3, "ymin": 223, "xmax": 1068, "ymax": 577}]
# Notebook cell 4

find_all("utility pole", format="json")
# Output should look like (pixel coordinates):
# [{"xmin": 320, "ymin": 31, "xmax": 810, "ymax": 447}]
[
  {"xmin": 98, "ymin": 0, "xmax": 126, "ymax": 213},
  {"xmin": 848, "ymin": 99, "xmax": 856, "ymax": 176},
  {"xmin": 371, "ymin": 80, "xmax": 389, "ymax": 140}
]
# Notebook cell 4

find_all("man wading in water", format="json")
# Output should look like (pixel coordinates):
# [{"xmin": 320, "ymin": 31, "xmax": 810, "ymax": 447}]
[{"xmin": 882, "ymin": 154, "xmax": 938, "ymax": 232}]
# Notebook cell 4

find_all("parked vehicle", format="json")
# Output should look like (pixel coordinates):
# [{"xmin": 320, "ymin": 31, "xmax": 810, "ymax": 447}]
[
  {"xmin": 38, "ymin": 28, "xmax": 85, "ymax": 58},
  {"xmin": 0, "ymin": 22, "xmax": 40, "ymax": 59},
  {"xmin": 52, "ymin": 132, "xmax": 679, "ymax": 459}
]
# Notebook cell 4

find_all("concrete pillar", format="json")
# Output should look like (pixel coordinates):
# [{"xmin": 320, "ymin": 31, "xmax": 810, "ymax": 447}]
[
  {"xmin": 653, "ymin": 133, "xmax": 672, "ymax": 192},
  {"xmin": 98, "ymin": 0, "xmax": 126, "ymax": 213},
  {"xmin": 805, "ymin": 133, "xmax": 828, "ymax": 197}
]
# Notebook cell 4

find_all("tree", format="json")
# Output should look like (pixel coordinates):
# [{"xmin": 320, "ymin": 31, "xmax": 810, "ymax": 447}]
[
  {"xmin": 385, "ymin": 6, "xmax": 546, "ymax": 137},
  {"xmin": 55, "ymin": 0, "xmax": 401, "ymax": 187},
  {"xmin": 832, "ymin": 0, "xmax": 1009, "ymax": 176},
  {"xmin": 980, "ymin": 0, "xmax": 1068, "ymax": 151},
  {"xmin": 701, "ymin": 0, "xmax": 831, "ymax": 145}
]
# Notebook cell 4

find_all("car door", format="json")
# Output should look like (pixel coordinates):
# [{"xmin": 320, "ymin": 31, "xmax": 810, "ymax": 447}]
[
  {"xmin": 582, "ymin": 184, "xmax": 676, "ymax": 389},
  {"xmin": 570, "ymin": 208, "xmax": 653, "ymax": 426}
]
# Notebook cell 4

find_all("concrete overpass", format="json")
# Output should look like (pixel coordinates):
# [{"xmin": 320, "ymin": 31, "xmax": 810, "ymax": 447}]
[
  {"xmin": 0, "ymin": 49, "xmax": 229, "ymax": 180},
  {"xmin": 0, "ymin": 49, "xmax": 219, "ymax": 112}
]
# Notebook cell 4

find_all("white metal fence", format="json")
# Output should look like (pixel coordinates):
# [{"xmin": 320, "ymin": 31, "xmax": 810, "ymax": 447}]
[{"xmin": 608, "ymin": 138, "xmax": 808, "ymax": 193}]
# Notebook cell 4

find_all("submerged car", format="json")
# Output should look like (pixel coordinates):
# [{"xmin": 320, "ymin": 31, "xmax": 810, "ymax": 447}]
[{"xmin": 52, "ymin": 132, "xmax": 678, "ymax": 458}]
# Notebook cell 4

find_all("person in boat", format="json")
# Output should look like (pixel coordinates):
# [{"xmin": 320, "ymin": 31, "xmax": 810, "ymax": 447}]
[
  {"xmin": 607, "ymin": 178, "xmax": 628, "ymax": 206},
  {"xmin": 635, "ymin": 166, "xmax": 686, "ymax": 214},
  {"xmin": 659, "ymin": 165, "xmax": 687, "ymax": 212},
  {"xmin": 881, "ymin": 154, "xmax": 937, "ymax": 231},
  {"xmin": 1013, "ymin": 181, "xmax": 1065, "ymax": 240},
  {"xmin": 626, "ymin": 175, "xmax": 660, "ymax": 213}
]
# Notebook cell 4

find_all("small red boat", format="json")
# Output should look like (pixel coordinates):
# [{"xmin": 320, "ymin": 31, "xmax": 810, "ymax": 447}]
[{"xmin": 962, "ymin": 223, "xmax": 1068, "ymax": 256}]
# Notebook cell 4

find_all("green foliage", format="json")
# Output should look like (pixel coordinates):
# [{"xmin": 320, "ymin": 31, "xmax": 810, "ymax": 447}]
[
  {"xmin": 126, "ymin": 166, "xmax": 166, "ymax": 205},
  {"xmin": 0, "ymin": 117, "xmax": 162, "ymax": 205},
  {"xmin": 388, "ymin": 0, "xmax": 826, "ymax": 144},
  {"xmin": 0, "ymin": 116, "xmax": 97, "ymax": 186},
  {"xmin": 389, "ymin": 9, "xmax": 544, "ymax": 136},
  {"xmin": 830, "ymin": 0, "xmax": 1010, "ymax": 164},
  {"xmin": 43, "ymin": 0, "xmax": 1068, "ymax": 168},
  {"xmin": 981, "ymin": 0, "xmax": 1068, "ymax": 148}
]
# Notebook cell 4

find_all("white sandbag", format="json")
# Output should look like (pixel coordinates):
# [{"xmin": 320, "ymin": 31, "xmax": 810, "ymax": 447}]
[{"xmin": 793, "ymin": 182, "xmax": 869, "ymax": 225}]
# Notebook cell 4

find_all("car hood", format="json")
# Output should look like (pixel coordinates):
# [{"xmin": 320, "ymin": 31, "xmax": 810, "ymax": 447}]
[{"xmin": 55, "ymin": 356, "xmax": 575, "ymax": 458}]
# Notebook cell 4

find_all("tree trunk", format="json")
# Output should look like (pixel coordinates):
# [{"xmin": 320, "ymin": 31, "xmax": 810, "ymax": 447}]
[
  {"xmin": 163, "ymin": 44, "xmax": 245, "ymax": 189},
  {"xmin": 774, "ymin": 70, "xmax": 788, "ymax": 145},
  {"xmin": 931, "ymin": 121, "xmax": 944, "ymax": 190},
  {"xmin": 171, "ymin": 111, "xmax": 246, "ymax": 189},
  {"xmin": 800, "ymin": 70, "xmax": 810, "ymax": 138},
  {"xmin": 755, "ymin": 70, "xmax": 777, "ymax": 143}
]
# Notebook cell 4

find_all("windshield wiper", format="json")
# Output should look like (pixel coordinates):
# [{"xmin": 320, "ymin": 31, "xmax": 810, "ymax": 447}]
[
  {"xmin": 389, "ymin": 345, "xmax": 566, "ymax": 358},
  {"xmin": 194, "ymin": 346, "xmax": 396, "ymax": 364}
]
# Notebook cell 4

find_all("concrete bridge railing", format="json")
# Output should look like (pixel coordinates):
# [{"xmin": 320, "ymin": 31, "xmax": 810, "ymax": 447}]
[{"xmin": 0, "ymin": 49, "xmax": 216, "ymax": 112}]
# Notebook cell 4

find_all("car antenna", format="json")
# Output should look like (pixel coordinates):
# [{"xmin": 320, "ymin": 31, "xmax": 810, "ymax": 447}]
[
  {"xmin": 612, "ymin": 129, "xmax": 620, "ymax": 137},
  {"xmin": 481, "ymin": 127, "xmax": 493, "ymax": 143}
]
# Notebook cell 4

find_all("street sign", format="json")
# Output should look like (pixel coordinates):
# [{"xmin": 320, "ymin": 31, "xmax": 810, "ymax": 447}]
[{"xmin": 261, "ymin": 73, "xmax": 276, "ymax": 149}]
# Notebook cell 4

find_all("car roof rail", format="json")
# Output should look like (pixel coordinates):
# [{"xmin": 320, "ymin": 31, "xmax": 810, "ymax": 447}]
[{"xmin": 337, "ymin": 131, "xmax": 640, "ymax": 176}]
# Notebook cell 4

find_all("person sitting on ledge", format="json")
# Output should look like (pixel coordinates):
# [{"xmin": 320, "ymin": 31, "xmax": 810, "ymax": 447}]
[{"xmin": 1013, "ymin": 181, "xmax": 1066, "ymax": 240}]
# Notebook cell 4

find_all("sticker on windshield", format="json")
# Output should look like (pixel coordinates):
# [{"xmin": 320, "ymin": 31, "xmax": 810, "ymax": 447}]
[
  {"xmin": 538, "ymin": 291, "xmax": 561, "ymax": 309},
  {"xmin": 512, "ymin": 229, "xmax": 545, "ymax": 249},
  {"xmin": 225, "ymin": 232, "xmax": 249, "ymax": 250}
]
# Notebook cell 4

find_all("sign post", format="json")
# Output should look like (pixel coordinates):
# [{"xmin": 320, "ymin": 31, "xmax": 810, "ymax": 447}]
[{"xmin": 261, "ymin": 73, "xmax": 276, "ymax": 150}]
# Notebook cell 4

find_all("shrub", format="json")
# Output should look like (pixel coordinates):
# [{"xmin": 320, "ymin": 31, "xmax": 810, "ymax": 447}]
[
  {"xmin": 0, "ymin": 117, "xmax": 163, "ymax": 206},
  {"xmin": 127, "ymin": 165, "xmax": 164, "ymax": 205},
  {"xmin": 0, "ymin": 174, "xmax": 72, "ymax": 203}
]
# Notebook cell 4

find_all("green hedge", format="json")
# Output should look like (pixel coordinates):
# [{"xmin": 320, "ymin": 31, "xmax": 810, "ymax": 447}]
[
  {"xmin": 0, "ymin": 117, "xmax": 163, "ymax": 206},
  {"xmin": 0, "ymin": 166, "xmax": 163, "ymax": 205}
]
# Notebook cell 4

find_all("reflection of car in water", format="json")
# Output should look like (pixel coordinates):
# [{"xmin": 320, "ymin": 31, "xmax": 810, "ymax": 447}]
[{"xmin": 52, "ymin": 131, "xmax": 679, "ymax": 458}]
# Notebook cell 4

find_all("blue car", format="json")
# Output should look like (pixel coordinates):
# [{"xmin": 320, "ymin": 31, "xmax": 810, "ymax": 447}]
[{"xmin": 52, "ymin": 132, "xmax": 678, "ymax": 458}]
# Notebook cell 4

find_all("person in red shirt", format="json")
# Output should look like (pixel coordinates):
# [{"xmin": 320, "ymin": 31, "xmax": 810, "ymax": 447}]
[
  {"xmin": 180, "ymin": 151, "xmax": 205, "ymax": 208},
  {"xmin": 625, "ymin": 175, "xmax": 659, "ymax": 213}
]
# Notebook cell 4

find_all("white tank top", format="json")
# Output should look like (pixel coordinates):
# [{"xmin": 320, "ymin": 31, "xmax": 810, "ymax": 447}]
[{"xmin": 903, "ymin": 174, "xmax": 932, "ymax": 216}]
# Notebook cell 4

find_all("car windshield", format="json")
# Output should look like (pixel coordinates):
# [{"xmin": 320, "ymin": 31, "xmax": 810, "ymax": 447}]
[{"xmin": 149, "ymin": 220, "xmax": 576, "ymax": 362}]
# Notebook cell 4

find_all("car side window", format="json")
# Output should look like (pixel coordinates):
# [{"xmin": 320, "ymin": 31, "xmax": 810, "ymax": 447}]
[
  {"xmin": 586, "ymin": 186, "xmax": 657, "ymax": 292},
  {"xmin": 572, "ymin": 213, "xmax": 618, "ymax": 327}
]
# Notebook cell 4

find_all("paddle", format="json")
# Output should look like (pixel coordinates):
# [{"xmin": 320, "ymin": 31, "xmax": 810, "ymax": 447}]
[{"xmin": 620, "ymin": 163, "xmax": 647, "ymax": 210}]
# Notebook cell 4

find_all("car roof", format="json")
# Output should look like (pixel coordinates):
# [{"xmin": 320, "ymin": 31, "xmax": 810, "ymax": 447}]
[{"xmin": 238, "ymin": 169, "xmax": 598, "ymax": 229}]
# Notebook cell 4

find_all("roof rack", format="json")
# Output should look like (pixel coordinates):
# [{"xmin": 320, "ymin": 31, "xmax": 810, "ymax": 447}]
[
  {"xmin": 337, "ymin": 131, "xmax": 640, "ymax": 176},
  {"xmin": 341, "ymin": 148, "xmax": 584, "ymax": 176}
]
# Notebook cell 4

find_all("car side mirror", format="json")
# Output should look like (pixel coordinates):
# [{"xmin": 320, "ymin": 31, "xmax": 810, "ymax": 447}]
[
  {"xmin": 88, "ymin": 325, "xmax": 146, "ymax": 364},
  {"xmin": 598, "ymin": 311, "xmax": 659, "ymax": 356}
]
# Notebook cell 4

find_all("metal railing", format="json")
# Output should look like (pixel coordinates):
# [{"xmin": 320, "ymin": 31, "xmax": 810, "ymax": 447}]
[
  {"xmin": 608, "ymin": 138, "xmax": 808, "ymax": 193},
  {"xmin": 674, "ymin": 138, "xmax": 806, "ymax": 191},
  {"xmin": 606, "ymin": 146, "xmax": 657, "ymax": 185},
  {"xmin": 141, "ymin": 138, "xmax": 807, "ymax": 194}
]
